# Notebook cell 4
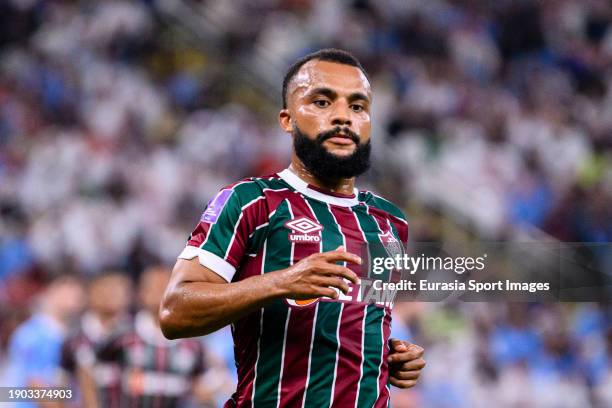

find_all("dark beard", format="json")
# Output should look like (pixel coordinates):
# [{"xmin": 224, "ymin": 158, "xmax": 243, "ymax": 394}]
[{"xmin": 293, "ymin": 124, "xmax": 371, "ymax": 184}]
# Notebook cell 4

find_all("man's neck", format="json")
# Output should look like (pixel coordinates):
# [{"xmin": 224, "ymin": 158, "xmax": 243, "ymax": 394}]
[{"xmin": 289, "ymin": 155, "xmax": 355, "ymax": 196}]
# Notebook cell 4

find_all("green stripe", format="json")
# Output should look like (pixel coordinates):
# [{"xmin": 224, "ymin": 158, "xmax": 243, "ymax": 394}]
[
  {"xmin": 356, "ymin": 305, "xmax": 385, "ymax": 408},
  {"xmin": 358, "ymin": 191, "xmax": 408, "ymax": 222},
  {"xmin": 253, "ymin": 200, "xmax": 292, "ymax": 407},
  {"xmin": 303, "ymin": 199, "xmax": 344, "ymax": 408},
  {"xmin": 201, "ymin": 181, "xmax": 264, "ymax": 257},
  {"xmin": 303, "ymin": 302, "xmax": 342, "ymax": 408},
  {"xmin": 354, "ymin": 206, "xmax": 391, "ymax": 281},
  {"xmin": 259, "ymin": 177, "xmax": 292, "ymax": 191}
]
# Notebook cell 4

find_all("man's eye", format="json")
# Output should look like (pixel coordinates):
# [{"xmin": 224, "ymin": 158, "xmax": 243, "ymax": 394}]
[
  {"xmin": 313, "ymin": 100, "xmax": 330, "ymax": 108},
  {"xmin": 351, "ymin": 104, "xmax": 364, "ymax": 112}
]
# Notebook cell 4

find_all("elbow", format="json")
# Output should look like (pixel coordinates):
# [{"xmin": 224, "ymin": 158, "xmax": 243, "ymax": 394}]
[
  {"xmin": 158, "ymin": 293, "xmax": 187, "ymax": 340},
  {"xmin": 159, "ymin": 304, "xmax": 181, "ymax": 340},
  {"xmin": 158, "ymin": 288, "xmax": 216, "ymax": 339}
]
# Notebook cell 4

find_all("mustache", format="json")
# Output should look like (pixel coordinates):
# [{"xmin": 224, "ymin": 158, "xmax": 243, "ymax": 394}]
[{"xmin": 316, "ymin": 126, "xmax": 360, "ymax": 144}]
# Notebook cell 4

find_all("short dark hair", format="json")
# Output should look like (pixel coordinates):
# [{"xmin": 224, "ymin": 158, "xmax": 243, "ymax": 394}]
[{"xmin": 282, "ymin": 48, "xmax": 368, "ymax": 108}]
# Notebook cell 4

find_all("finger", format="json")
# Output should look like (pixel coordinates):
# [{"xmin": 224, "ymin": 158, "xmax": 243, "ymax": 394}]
[
  {"xmin": 390, "ymin": 369, "xmax": 421, "ymax": 381},
  {"xmin": 388, "ymin": 344, "xmax": 424, "ymax": 363},
  {"xmin": 315, "ymin": 276, "xmax": 350, "ymax": 295},
  {"xmin": 389, "ymin": 338, "xmax": 408, "ymax": 352},
  {"xmin": 318, "ymin": 264, "xmax": 360, "ymax": 285},
  {"xmin": 396, "ymin": 358, "xmax": 426, "ymax": 371},
  {"xmin": 388, "ymin": 349, "xmax": 424, "ymax": 364},
  {"xmin": 389, "ymin": 377, "xmax": 417, "ymax": 389},
  {"xmin": 315, "ymin": 286, "xmax": 339, "ymax": 299},
  {"xmin": 320, "ymin": 249, "xmax": 362, "ymax": 265}
]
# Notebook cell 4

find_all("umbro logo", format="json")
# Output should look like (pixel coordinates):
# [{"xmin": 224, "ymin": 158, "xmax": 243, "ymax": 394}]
[{"xmin": 285, "ymin": 217, "xmax": 323, "ymax": 243}]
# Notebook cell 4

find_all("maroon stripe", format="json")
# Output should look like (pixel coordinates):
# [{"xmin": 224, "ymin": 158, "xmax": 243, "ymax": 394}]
[
  {"xmin": 365, "ymin": 205, "xmax": 387, "ymax": 234},
  {"xmin": 388, "ymin": 215, "xmax": 408, "ymax": 244},
  {"xmin": 331, "ymin": 303, "xmax": 365, "ymax": 408},
  {"xmin": 328, "ymin": 206, "xmax": 367, "ymax": 407},
  {"xmin": 329, "ymin": 206, "xmax": 365, "ymax": 277},
  {"xmin": 278, "ymin": 194, "xmax": 320, "ymax": 406},
  {"xmin": 374, "ymin": 309, "xmax": 392, "ymax": 408},
  {"xmin": 279, "ymin": 306, "xmax": 317, "ymax": 406},
  {"xmin": 233, "ymin": 251, "xmax": 266, "ymax": 406},
  {"xmin": 187, "ymin": 221, "xmax": 213, "ymax": 247}
]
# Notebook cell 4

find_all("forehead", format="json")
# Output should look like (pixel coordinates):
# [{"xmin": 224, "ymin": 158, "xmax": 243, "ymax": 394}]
[{"xmin": 288, "ymin": 59, "xmax": 371, "ymax": 100}]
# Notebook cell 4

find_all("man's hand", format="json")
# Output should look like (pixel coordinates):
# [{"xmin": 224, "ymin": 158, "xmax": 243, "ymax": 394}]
[
  {"xmin": 160, "ymin": 246, "xmax": 361, "ymax": 339},
  {"xmin": 272, "ymin": 246, "xmax": 361, "ymax": 300},
  {"xmin": 388, "ymin": 339, "xmax": 425, "ymax": 388}
]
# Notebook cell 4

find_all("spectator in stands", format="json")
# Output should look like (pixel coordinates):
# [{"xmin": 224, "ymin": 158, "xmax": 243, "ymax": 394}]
[
  {"xmin": 97, "ymin": 266, "xmax": 217, "ymax": 407},
  {"xmin": 1, "ymin": 275, "xmax": 85, "ymax": 407},
  {"xmin": 60, "ymin": 271, "xmax": 132, "ymax": 408}
]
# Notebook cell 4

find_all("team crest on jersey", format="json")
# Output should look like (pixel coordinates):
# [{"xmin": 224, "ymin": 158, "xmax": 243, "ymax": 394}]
[
  {"xmin": 201, "ymin": 189, "xmax": 233, "ymax": 224},
  {"xmin": 379, "ymin": 230, "xmax": 404, "ymax": 260},
  {"xmin": 285, "ymin": 216, "xmax": 323, "ymax": 243}
]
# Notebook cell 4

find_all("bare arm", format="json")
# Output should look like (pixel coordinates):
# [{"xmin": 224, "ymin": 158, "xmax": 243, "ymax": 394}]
[
  {"xmin": 76, "ymin": 366, "xmax": 100, "ymax": 408},
  {"xmin": 159, "ymin": 246, "xmax": 360, "ymax": 339}
]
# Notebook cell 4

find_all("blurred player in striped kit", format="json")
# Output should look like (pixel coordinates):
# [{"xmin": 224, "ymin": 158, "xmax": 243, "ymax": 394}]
[
  {"xmin": 60, "ymin": 272, "xmax": 132, "ymax": 407},
  {"xmin": 98, "ymin": 266, "xmax": 212, "ymax": 407},
  {"xmin": 161, "ymin": 49, "xmax": 426, "ymax": 407}
]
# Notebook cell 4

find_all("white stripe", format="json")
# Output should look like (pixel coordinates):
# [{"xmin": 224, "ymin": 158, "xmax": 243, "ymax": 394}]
[
  {"xmin": 276, "ymin": 309, "xmax": 292, "ymax": 408},
  {"xmin": 286, "ymin": 200, "xmax": 295, "ymax": 266},
  {"xmin": 375, "ymin": 308, "xmax": 386, "ymax": 403},
  {"xmin": 300, "ymin": 197, "xmax": 322, "ymax": 408},
  {"xmin": 278, "ymin": 168, "xmax": 359, "ymax": 207},
  {"xmin": 301, "ymin": 303, "xmax": 320, "ymax": 408},
  {"xmin": 223, "ymin": 195, "xmax": 266, "ymax": 260},
  {"xmin": 354, "ymin": 305, "xmax": 367, "ymax": 408},
  {"xmin": 327, "ymin": 203, "xmax": 347, "ymax": 266},
  {"xmin": 352, "ymin": 209, "xmax": 368, "ymax": 242},
  {"xmin": 263, "ymin": 187, "xmax": 290, "ymax": 193},
  {"xmin": 302, "ymin": 196, "xmax": 322, "ymax": 253},
  {"xmin": 250, "ymin": 240, "xmax": 267, "ymax": 407},
  {"xmin": 248, "ymin": 222, "xmax": 269, "ymax": 238},
  {"xmin": 329, "ymin": 303, "xmax": 344, "ymax": 408},
  {"xmin": 177, "ymin": 246, "xmax": 235, "ymax": 282}
]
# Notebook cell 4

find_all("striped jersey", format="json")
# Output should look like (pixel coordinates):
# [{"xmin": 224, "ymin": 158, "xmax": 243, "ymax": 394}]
[
  {"xmin": 97, "ymin": 311, "xmax": 205, "ymax": 408},
  {"xmin": 178, "ymin": 168, "xmax": 408, "ymax": 408},
  {"xmin": 60, "ymin": 313, "xmax": 126, "ymax": 407}
]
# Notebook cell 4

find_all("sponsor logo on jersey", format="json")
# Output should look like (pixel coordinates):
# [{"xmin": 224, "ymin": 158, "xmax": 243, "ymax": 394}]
[
  {"xmin": 286, "ymin": 277, "xmax": 397, "ymax": 308},
  {"xmin": 201, "ymin": 189, "xmax": 233, "ymax": 223},
  {"xmin": 286, "ymin": 298, "xmax": 319, "ymax": 307},
  {"xmin": 285, "ymin": 216, "xmax": 323, "ymax": 243}
]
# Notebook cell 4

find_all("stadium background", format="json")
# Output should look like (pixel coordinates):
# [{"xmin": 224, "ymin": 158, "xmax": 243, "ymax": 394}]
[{"xmin": 0, "ymin": 0, "xmax": 610, "ymax": 407}]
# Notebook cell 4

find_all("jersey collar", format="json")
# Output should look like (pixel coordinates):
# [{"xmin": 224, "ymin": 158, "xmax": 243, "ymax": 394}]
[{"xmin": 278, "ymin": 168, "xmax": 360, "ymax": 207}]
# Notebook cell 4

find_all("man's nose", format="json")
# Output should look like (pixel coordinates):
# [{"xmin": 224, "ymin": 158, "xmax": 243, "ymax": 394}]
[{"xmin": 330, "ymin": 102, "xmax": 352, "ymax": 127}]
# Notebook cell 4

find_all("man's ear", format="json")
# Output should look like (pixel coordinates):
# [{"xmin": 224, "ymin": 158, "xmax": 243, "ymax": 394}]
[{"xmin": 278, "ymin": 109, "xmax": 293, "ymax": 134}]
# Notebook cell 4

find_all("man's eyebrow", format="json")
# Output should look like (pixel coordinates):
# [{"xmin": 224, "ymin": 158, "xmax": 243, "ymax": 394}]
[
  {"xmin": 306, "ymin": 88, "xmax": 370, "ymax": 103},
  {"xmin": 307, "ymin": 87, "xmax": 337, "ymax": 99},
  {"xmin": 347, "ymin": 92, "xmax": 370, "ymax": 104}
]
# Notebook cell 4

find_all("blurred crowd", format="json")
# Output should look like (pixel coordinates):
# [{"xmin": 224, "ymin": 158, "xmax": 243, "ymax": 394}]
[{"xmin": 0, "ymin": 0, "xmax": 610, "ymax": 407}]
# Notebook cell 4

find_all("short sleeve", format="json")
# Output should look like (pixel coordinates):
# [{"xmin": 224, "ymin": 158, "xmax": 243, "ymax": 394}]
[{"xmin": 178, "ymin": 181, "xmax": 268, "ymax": 282}]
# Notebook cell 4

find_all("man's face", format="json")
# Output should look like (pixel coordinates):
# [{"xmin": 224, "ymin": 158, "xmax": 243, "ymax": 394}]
[
  {"xmin": 89, "ymin": 274, "xmax": 131, "ymax": 320},
  {"xmin": 280, "ymin": 60, "xmax": 372, "ymax": 180}
]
